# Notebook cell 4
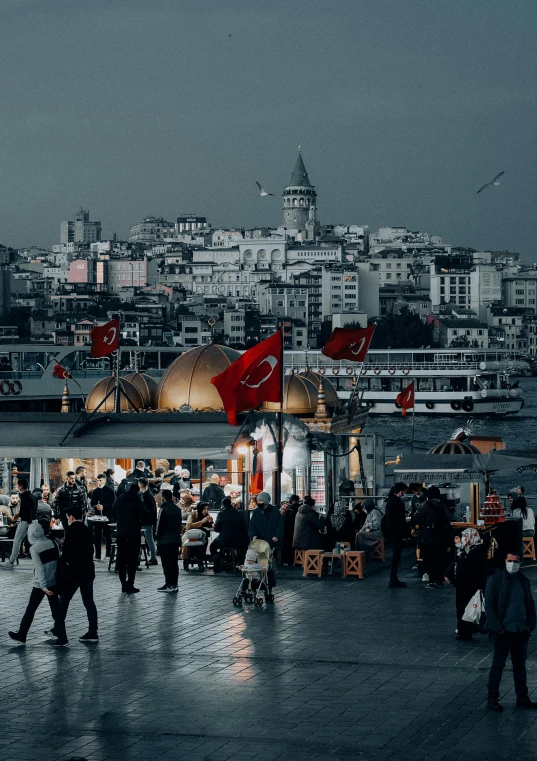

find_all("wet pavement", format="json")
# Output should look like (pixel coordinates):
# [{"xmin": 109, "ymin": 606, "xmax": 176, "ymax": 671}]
[{"xmin": 1, "ymin": 548, "xmax": 537, "ymax": 761}]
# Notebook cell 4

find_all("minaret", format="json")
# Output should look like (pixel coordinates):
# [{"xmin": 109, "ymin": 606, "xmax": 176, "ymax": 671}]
[
  {"xmin": 61, "ymin": 382, "xmax": 71, "ymax": 413},
  {"xmin": 282, "ymin": 150, "xmax": 317, "ymax": 235}
]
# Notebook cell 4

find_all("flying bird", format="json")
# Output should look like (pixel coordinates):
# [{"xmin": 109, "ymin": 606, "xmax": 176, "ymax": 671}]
[
  {"xmin": 256, "ymin": 181, "xmax": 273, "ymax": 197},
  {"xmin": 477, "ymin": 171, "xmax": 505, "ymax": 194}
]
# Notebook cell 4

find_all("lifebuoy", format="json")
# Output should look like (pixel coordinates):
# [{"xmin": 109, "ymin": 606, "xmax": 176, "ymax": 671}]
[
  {"xmin": 360, "ymin": 366, "xmax": 368, "ymax": 375},
  {"xmin": 462, "ymin": 400, "xmax": 474, "ymax": 412},
  {"xmin": 333, "ymin": 367, "xmax": 339, "ymax": 375},
  {"xmin": 10, "ymin": 380, "xmax": 22, "ymax": 396},
  {"xmin": 425, "ymin": 402, "xmax": 434, "ymax": 410},
  {"xmin": 451, "ymin": 401, "xmax": 462, "ymax": 411},
  {"xmin": 402, "ymin": 367, "xmax": 410, "ymax": 375},
  {"xmin": 374, "ymin": 367, "xmax": 381, "ymax": 375},
  {"xmin": 388, "ymin": 367, "xmax": 396, "ymax": 375},
  {"xmin": 0, "ymin": 380, "xmax": 11, "ymax": 395},
  {"xmin": 318, "ymin": 367, "xmax": 325, "ymax": 374},
  {"xmin": 346, "ymin": 366, "xmax": 353, "ymax": 375}
]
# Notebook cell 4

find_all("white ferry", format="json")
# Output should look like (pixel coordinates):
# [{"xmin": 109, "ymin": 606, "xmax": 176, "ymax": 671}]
[{"xmin": 0, "ymin": 344, "xmax": 527, "ymax": 416}]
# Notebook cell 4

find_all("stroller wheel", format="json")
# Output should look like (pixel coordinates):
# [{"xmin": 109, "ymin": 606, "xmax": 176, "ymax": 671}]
[
  {"xmin": 233, "ymin": 596, "xmax": 238, "ymax": 606},
  {"xmin": 255, "ymin": 598, "xmax": 263, "ymax": 607},
  {"xmin": 237, "ymin": 595, "xmax": 243, "ymax": 605}
]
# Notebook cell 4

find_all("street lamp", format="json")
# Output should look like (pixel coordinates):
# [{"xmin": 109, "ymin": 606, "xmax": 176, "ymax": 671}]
[{"xmin": 238, "ymin": 445, "xmax": 249, "ymax": 507}]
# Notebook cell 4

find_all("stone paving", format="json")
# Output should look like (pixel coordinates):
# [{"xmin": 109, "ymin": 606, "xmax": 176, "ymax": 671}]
[{"xmin": 1, "ymin": 549, "xmax": 537, "ymax": 761}]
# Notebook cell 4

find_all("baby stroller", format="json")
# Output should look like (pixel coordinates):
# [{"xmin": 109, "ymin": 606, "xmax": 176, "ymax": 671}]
[
  {"xmin": 233, "ymin": 539, "xmax": 275, "ymax": 608},
  {"xmin": 182, "ymin": 528, "xmax": 207, "ymax": 571}
]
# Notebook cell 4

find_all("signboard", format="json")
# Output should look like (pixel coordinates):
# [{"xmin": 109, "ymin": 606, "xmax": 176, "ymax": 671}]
[{"xmin": 395, "ymin": 471, "xmax": 484, "ymax": 482}]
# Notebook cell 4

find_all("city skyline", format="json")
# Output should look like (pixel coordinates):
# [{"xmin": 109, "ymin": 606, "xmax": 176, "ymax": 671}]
[{"xmin": 1, "ymin": 0, "xmax": 536, "ymax": 257}]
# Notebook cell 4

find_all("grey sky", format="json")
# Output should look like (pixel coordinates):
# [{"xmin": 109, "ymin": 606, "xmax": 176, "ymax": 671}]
[{"xmin": 1, "ymin": 0, "xmax": 536, "ymax": 256}]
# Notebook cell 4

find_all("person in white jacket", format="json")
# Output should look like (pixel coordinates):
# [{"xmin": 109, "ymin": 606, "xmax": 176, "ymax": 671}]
[
  {"xmin": 7, "ymin": 521, "xmax": 68, "ymax": 647},
  {"xmin": 509, "ymin": 493, "xmax": 536, "ymax": 537}
]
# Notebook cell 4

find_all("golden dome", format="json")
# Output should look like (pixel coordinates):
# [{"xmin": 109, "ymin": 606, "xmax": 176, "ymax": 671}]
[
  {"xmin": 263, "ymin": 373, "xmax": 318, "ymax": 415},
  {"xmin": 296, "ymin": 370, "xmax": 338, "ymax": 410},
  {"xmin": 124, "ymin": 373, "xmax": 158, "ymax": 408},
  {"xmin": 86, "ymin": 377, "xmax": 144, "ymax": 413},
  {"xmin": 156, "ymin": 343, "xmax": 241, "ymax": 411}
]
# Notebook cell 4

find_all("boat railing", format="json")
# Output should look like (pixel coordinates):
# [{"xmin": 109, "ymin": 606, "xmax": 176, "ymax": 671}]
[{"xmin": 284, "ymin": 360, "xmax": 486, "ymax": 372}]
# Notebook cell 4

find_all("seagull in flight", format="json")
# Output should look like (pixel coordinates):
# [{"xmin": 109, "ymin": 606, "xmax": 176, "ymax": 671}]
[
  {"xmin": 256, "ymin": 181, "xmax": 273, "ymax": 197},
  {"xmin": 477, "ymin": 171, "xmax": 505, "ymax": 194}
]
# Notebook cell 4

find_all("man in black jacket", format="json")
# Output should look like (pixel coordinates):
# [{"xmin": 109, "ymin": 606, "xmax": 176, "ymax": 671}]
[
  {"xmin": 385, "ymin": 482, "xmax": 408, "ymax": 589},
  {"xmin": 210, "ymin": 497, "xmax": 249, "ymax": 570},
  {"xmin": 486, "ymin": 551, "xmax": 537, "ymax": 711},
  {"xmin": 48, "ymin": 505, "xmax": 99, "ymax": 643},
  {"xmin": 90, "ymin": 474, "xmax": 116, "ymax": 559},
  {"xmin": 54, "ymin": 471, "xmax": 87, "ymax": 533},
  {"xmin": 138, "ymin": 477, "xmax": 158, "ymax": 566},
  {"xmin": 113, "ymin": 482, "xmax": 144, "ymax": 594},
  {"xmin": 202, "ymin": 474, "xmax": 225, "ymax": 511},
  {"xmin": 75, "ymin": 466, "xmax": 89, "ymax": 505},
  {"xmin": 6, "ymin": 478, "xmax": 36, "ymax": 567}
]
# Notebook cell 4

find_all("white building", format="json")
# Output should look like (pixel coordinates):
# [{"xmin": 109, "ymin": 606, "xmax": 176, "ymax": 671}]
[
  {"xmin": 321, "ymin": 265, "xmax": 360, "ymax": 320},
  {"xmin": 502, "ymin": 274, "xmax": 537, "ymax": 313},
  {"xmin": 469, "ymin": 265, "xmax": 503, "ymax": 317}
]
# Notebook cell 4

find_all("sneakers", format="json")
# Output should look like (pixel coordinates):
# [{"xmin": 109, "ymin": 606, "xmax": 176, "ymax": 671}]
[
  {"xmin": 79, "ymin": 633, "xmax": 99, "ymax": 643},
  {"xmin": 8, "ymin": 631, "xmax": 26, "ymax": 644},
  {"xmin": 516, "ymin": 696, "xmax": 537, "ymax": 709},
  {"xmin": 425, "ymin": 583, "xmax": 439, "ymax": 589},
  {"xmin": 165, "ymin": 586, "xmax": 178, "ymax": 593},
  {"xmin": 1, "ymin": 562, "xmax": 14, "ymax": 570},
  {"xmin": 148, "ymin": 559, "xmax": 158, "ymax": 566},
  {"xmin": 157, "ymin": 584, "xmax": 168, "ymax": 592},
  {"xmin": 422, "ymin": 573, "xmax": 429, "ymax": 582},
  {"xmin": 389, "ymin": 580, "xmax": 407, "ymax": 588},
  {"xmin": 44, "ymin": 629, "xmax": 56, "ymax": 638},
  {"xmin": 126, "ymin": 586, "xmax": 139, "ymax": 594},
  {"xmin": 487, "ymin": 700, "xmax": 503, "ymax": 712},
  {"xmin": 51, "ymin": 639, "xmax": 69, "ymax": 647}
]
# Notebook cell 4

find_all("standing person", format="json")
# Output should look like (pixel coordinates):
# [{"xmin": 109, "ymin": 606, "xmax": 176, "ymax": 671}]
[
  {"xmin": 47, "ymin": 506, "xmax": 98, "ymax": 643},
  {"xmin": 170, "ymin": 466, "xmax": 191, "ymax": 498},
  {"xmin": 292, "ymin": 496, "xmax": 325, "ymax": 551},
  {"xmin": 385, "ymin": 482, "xmax": 408, "ymax": 589},
  {"xmin": 7, "ymin": 521, "xmax": 68, "ymax": 647},
  {"xmin": 117, "ymin": 469, "xmax": 134, "ymax": 497},
  {"xmin": 41, "ymin": 483, "xmax": 51, "ymax": 504},
  {"xmin": 5, "ymin": 479, "xmax": 36, "ymax": 568},
  {"xmin": 156, "ymin": 489, "xmax": 182, "ymax": 592},
  {"xmin": 0, "ymin": 493, "xmax": 19, "ymax": 538},
  {"xmin": 75, "ymin": 466, "xmax": 89, "ymax": 507},
  {"xmin": 113, "ymin": 482, "xmax": 144, "ymax": 594},
  {"xmin": 356, "ymin": 498, "xmax": 384, "ymax": 555},
  {"xmin": 33, "ymin": 489, "xmax": 52, "ymax": 536},
  {"xmin": 250, "ymin": 492, "xmax": 284, "ymax": 550},
  {"xmin": 444, "ymin": 528, "xmax": 487, "ymax": 641},
  {"xmin": 53, "ymin": 472, "xmax": 87, "ymax": 533},
  {"xmin": 138, "ymin": 477, "xmax": 158, "ymax": 566},
  {"xmin": 210, "ymin": 497, "xmax": 249, "ymax": 570},
  {"xmin": 281, "ymin": 495, "xmax": 300, "ymax": 566},
  {"xmin": 133, "ymin": 460, "xmax": 153, "ymax": 480},
  {"xmin": 104, "ymin": 468, "xmax": 116, "ymax": 492},
  {"xmin": 486, "ymin": 551, "xmax": 537, "ymax": 711},
  {"xmin": 509, "ymin": 493, "xmax": 535, "ymax": 537},
  {"xmin": 202, "ymin": 474, "xmax": 225, "ymax": 511},
  {"xmin": 414, "ymin": 497, "xmax": 452, "ymax": 588},
  {"xmin": 90, "ymin": 473, "xmax": 116, "ymax": 559}
]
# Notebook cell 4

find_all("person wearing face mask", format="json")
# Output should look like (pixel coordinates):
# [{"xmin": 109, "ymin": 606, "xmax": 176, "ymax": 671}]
[
  {"xmin": 485, "ymin": 551, "xmax": 537, "ymax": 712},
  {"xmin": 444, "ymin": 528, "xmax": 487, "ymax": 641}
]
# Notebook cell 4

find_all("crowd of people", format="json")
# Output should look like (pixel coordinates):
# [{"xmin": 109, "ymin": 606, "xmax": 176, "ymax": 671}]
[{"xmin": 1, "ymin": 467, "xmax": 537, "ymax": 710}]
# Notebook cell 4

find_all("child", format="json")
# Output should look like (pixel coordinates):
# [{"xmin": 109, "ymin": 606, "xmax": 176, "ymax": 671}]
[{"xmin": 240, "ymin": 548, "xmax": 263, "ymax": 593}]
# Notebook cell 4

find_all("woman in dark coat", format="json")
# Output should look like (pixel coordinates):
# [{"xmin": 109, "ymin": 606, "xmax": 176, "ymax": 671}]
[
  {"xmin": 292, "ymin": 497, "xmax": 326, "ymax": 551},
  {"xmin": 281, "ymin": 496, "xmax": 300, "ymax": 565},
  {"xmin": 325, "ymin": 500, "xmax": 359, "ymax": 549},
  {"xmin": 445, "ymin": 527, "xmax": 487, "ymax": 641}
]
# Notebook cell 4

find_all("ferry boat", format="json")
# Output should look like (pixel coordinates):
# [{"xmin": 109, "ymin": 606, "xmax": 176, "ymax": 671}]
[{"xmin": 0, "ymin": 344, "xmax": 528, "ymax": 416}]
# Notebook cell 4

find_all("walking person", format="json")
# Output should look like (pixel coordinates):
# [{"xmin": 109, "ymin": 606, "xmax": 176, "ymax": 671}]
[
  {"xmin": 385, "ymin": 482, "xmax": 408, "ymax": 589},
  {"xmin": 156, "ymin": 489, "xmax": 182, "ymax": 592},
  {"xmin": 46, "ymin": 506, "xmax": 99, "ymax": 644},
  {"xmin": 90, "ymin": 473, "xmax": 116, "ymax": 559},
  {"xmin": 486, "ymin": 551, "xmax": 537, "ymax": 711},
  {"xmin": 414, "ymin": 496, "xmax": 452, "ymax": 588},
  {"xmin": 5, "ymin": 478, "xmax": 37, "ymax": 568},
  {"xmin": 53, "ymin": 471, "xmax": 87, "ymax": 533},
  {"xmin": 444, "ymin": 528, "xmax": 487, "ymax": 641},
  {"xmin": 138, "ymin": 477, "xmax": 158, "ymax": 566},
  {"xmin": 113, "ymin": 482, "xmax": 145, "ymax": 594},
  {"xmin": 8, "ymin": 521, "xmax": 68, "ymax": 647},
  {"xmin": 249, "ymin": 492, "xmax": 284, "ymax": 590}
]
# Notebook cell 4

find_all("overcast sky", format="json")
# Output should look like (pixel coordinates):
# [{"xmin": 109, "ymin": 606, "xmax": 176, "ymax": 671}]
[{"xmin": 1, "ymin": 0, "xmax": 536, "ymax": 257}]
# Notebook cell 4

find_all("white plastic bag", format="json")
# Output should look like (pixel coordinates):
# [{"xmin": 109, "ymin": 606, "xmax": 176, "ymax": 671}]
[{"xmin": 462, "ymin": 590, "xmax": 484, "ymax": 624}]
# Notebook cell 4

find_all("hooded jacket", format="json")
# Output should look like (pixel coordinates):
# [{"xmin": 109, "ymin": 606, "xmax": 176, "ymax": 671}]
[
  {"xmin": 28, "ymin": 521, "xmax": 60, "ymax": 590},
  {"xmin": 62, "ymin": 520, "xmax": 95, "ymax": 582},
  {"xmin": 292, "ymin": 504, "xmax": 326, "ymax": 550},
  {"xmin": 113, "ymin": 485, "xmax": 145, "ymax": 538}
]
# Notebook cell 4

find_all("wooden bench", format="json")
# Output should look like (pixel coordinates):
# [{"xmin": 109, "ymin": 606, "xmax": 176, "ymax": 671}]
[
  {"xmin": 369, "ymin": 538, "xmax": 386, "ymax": 562},
  {"xmin": 303, "ymin": 550, "xmax": 323, "ymax": 578},
  {"xmin": 294, "ymin": 549, "xmax": 305, "ymax": 567},
  {"xmin": 344, "ymin": 551, "xmax": 365, "ymax": 579},
  {"xmin": 523, "ymin": 536, "xmax": 536, "ymax": 561}
]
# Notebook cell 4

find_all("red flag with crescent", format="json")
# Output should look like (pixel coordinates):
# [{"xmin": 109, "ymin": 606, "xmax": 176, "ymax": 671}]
[
  {"xmin": 321, "ymin": 325, "xmax": 375, "ymax": 362},
  {"xmin": 211, "ymin": 331, "xmax": 283, "ymax": 425},
  {"xmin": 53, "ymin": 362, "xmax": 72, "ymax": 379},
  {"xmin": 396, "ymin": 381, "xmax": 415, "ymax": 417},
  {"xmin": 89, "ymin": 318, "xmax": 120, "ymax": 358}
]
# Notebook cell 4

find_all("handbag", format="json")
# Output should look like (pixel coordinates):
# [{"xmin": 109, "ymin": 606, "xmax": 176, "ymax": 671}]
[{"xmin": 462, "ymin": 590, "xmax": 485, "ymax": 624}]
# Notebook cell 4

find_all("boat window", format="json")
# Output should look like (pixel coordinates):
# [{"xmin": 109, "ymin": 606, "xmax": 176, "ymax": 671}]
[
  {"xmin": 22, "ymin": 352, "xmax": 52, "ymax": 372},
  {"xmin": 369, "ymin": 377, "xmax": 382, "ymax": 391},
  {"xmin": 389, "ymin": 379, "xmax": 402, "ymax": 392},
  {"xmin": 337, "ymin": 377, "xmax": 355, "ymax": 392},
  {"xmin": 357, "ymin": 378, "xmax": 368, "ymax": 391},
  {"xmin": 435, "ymin": 377, "xmax": 451, "ymax": 391},
  {"xmin": 451, "ymin": 378, "xmax": 466, "ymax": 391},
  {"xmin": 418, "ymin": 378, "xmax": 433, "ymax": 392}
]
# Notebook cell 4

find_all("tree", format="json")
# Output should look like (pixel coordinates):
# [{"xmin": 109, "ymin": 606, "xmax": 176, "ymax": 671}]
[
  {"xmin": 369, "ymin": 305, "xmax": 433, "ymax": 349},
  {"xmin": 450, "ymin": 335, "xmax": 480, "ymax": 348}
]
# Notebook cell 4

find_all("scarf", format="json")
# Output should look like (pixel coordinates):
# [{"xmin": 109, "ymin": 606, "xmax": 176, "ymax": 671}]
[
  {"xmin": 461, "ymin": 527, "xmax": 482, "ymax": 552},
  {"xmin": 330, "ymin": 501, "xmax": 348, "ymax": 532}
]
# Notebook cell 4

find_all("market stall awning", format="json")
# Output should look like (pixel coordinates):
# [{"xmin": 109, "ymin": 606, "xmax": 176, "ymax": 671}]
[{"xmin": 0, "ymin": 412, "xmax": 244, "ymax": 459}]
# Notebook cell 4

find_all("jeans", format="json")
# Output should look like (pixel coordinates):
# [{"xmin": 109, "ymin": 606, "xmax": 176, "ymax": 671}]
[
  {"xmin": 93, "ymin": 522, "xmax": 111, "ymax": 557},
  {"xmin": 58, "ymin": 579, "xmax": 98, "ymax": 636},
  {"xmin": 18, "ymin": 587, "xmax": 67, "ymax": 642},
  {"xmin": 390, "ymin": 536, "xmax": 403, "ymax": 582},
  {"xmin": 116, "ymin": 536, "xmax": 141, "ymax": 589},
  {"xmin": 142, "ymin": 525, "xmax": 157, "ymax": 560},
  {"xmin": 488, "ymin": 631, "xmax": 529, "ymax": 700},
  {"xmin": 9, "ymin": 521, "xmax": 28, "ymax": 564},
  {"xmin": 159, "ymin": 543, "xmax": 180, "ymax": 587}
]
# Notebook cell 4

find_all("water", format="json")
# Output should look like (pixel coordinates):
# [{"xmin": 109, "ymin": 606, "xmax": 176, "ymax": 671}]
[{"xmin": 372, "ymin": 377, "xmax": 537, "ymax": 496}]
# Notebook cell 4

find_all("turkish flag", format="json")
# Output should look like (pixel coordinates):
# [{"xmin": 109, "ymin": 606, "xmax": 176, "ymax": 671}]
[
  {"xmin": 53, "ymin": 362, "xmax": 71, "ymax": 380},
  {"xmin": 396, "ymin": 381, "xmax": 415, "ymax": 417},
  {"xmin": 322, "ymin": 325, "xmax": 375, "ymax": 362},
  {"xmin": 90, "ymin": 318, "xmax": 120, "ymax": 358},
  {"xmin": 211, "ymin": 331, "xmax": 283, "ymax": 425}
]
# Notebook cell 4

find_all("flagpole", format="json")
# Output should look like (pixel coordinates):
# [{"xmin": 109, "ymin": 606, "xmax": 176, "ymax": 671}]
[
  {"xmin": 411, "ymin": 378, "xmax": 416, "ymax": 453},
  {"xmin": 114, "ymin": 313, "xmax": 121, "ymax": 414},
  {"xmin": 276, "ymin": 323, "xmax": 285, "ymax": 506}
]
